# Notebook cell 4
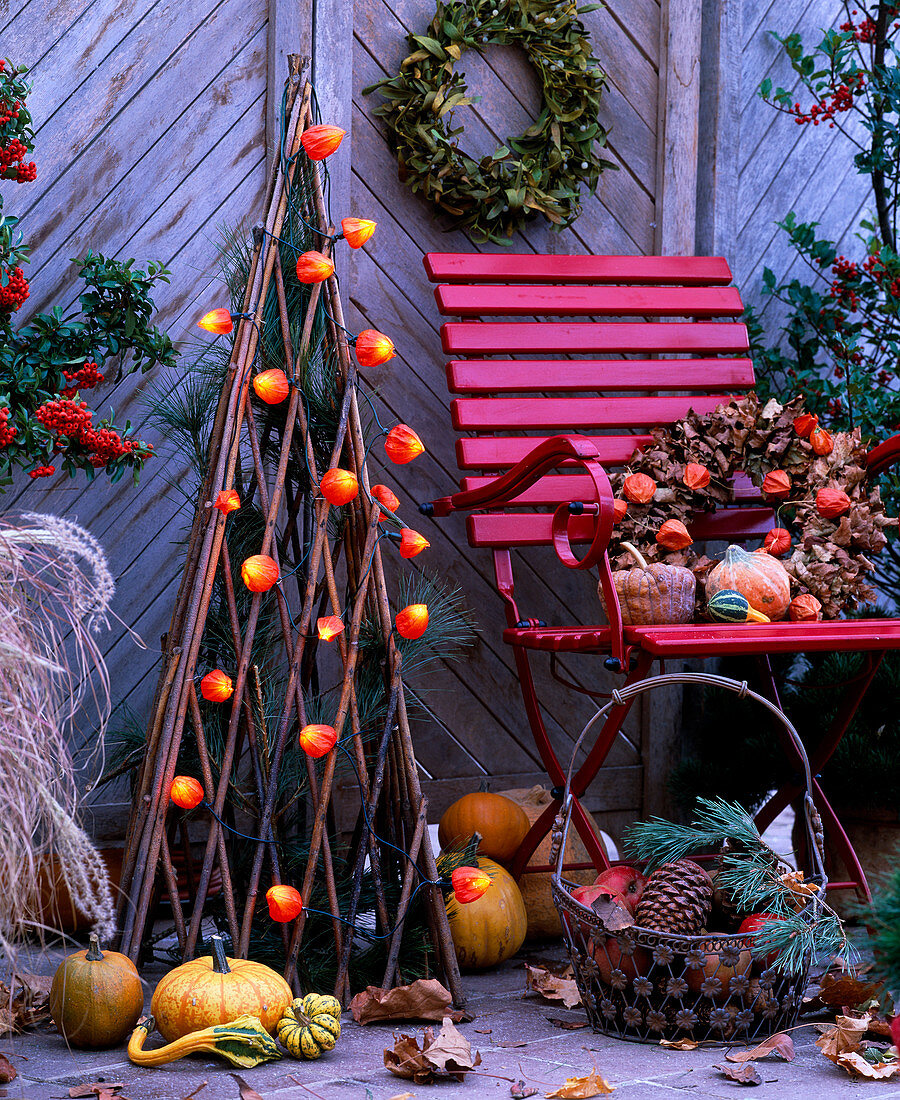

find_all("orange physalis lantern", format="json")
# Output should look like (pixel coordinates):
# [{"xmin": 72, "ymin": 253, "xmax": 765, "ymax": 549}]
[
  {"xmin": 451, "ymin": 866, "xmax": 493, "ymax": 904},
  {"xmin": 253, "ymin": 368, "xmax": 290, "ymax": 404},
  {"xmin": 816, "ymin": 487, "xmax": 851, "ymax": 518},
  {"xmin": 215, "ymin": 489, "xmax": 240, "ymax": 515},
  {"xmin": 399, "ymin": 529, "xmax": 430, "ymax": 558},
  {"xmin": 320, "ymin": 467, "xmax": 359, "ymax": 505},
  {"xmin": 789, "ymin": 594, "xmax": 823, "ymax": 622},
  {"xmin": 170, "ymin": 776, "xmax": 204, "ymax": 810},
  {"xmin": 613, "ymin": 498, "xmax": 628, "ymax": 523},
  {"xmin": 317, "ymin": 616, "xmax": 344, "ymax": 642},
  {"xmin": 355, "ymin": 329, "xmax": 395, "ymax": 367},
  {"xmin": 655, "ymin": 519, "xmax": 692, "ymax": 550},
  {"xmin": 299, "ymin": 723, "xmax": 338, "ymax": 758},
  {"xmin": 385, "ymin": 424, "xmax": 424, "ymax": 464},
  {"xmin": 340, "ymin": 217, "xmax": 376, "ymax": 249},
  {"xmin": 763, "ymin": 527, "xmax": 791, "ymax": 557},
  {"xmin": 683, "ymin": 462, "xmax": 711, "ymax": 490},
  {"xmin": 241, "ymin": 554, "xmax": 280, "ymax": 592},
  {"xmin": 793, "ymin": 413, "xmax": 819, "ymax": 438},
  {"xmin": 295, "ymin": 250, "xmax": 335, "ymax": 284},
  {"xmin": 762, "ymin": 470, "xmax": 791, "ymax": 498},
  {"xmin": 200, "ymin": 669, "xmax": 234, "ymax": 702},
  {"xmin": 300, "ymin": 124, "xmax": 346, "ymax": 161},
  {"xmin": 395, "ymin": 603, "xmax": 429, "ymax": 640},
  {"xmin": 810, "ymin": 426, "xmax": 834, "ymax": 455},
  {"xmin": 197, "ymin": 308, "xmax": 234, "ymax": 334},
  {"xmin": 371, "ymin": 483, "xmax": 400, "ymax": 520},
  {"xmin": 266, "ymin": 885, "xmax": 304, "ymax": 922},
  {"xmin": 622, "ymin": 472, "xmax": 656, "ymax": 504}
]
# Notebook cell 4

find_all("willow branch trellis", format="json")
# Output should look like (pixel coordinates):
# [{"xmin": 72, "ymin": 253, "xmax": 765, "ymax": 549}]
[{"xmin": 116, "ymin": 62, "xmax": 463, "ymax": 1006}]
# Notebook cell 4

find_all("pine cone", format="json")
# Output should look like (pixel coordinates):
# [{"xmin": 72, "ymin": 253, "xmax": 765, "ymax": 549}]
[{"xmin": 635, "ymin": 859, "xmax": 713, "ymax": 936}]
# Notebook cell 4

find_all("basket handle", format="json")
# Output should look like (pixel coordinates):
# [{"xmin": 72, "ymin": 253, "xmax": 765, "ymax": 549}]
[{"xmin": 549, "ymin": 672, "xmax": 827, "ymax": 888}]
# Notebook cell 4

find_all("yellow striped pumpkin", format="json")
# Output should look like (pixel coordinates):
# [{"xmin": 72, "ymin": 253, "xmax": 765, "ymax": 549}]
[{"xmin": 277, "ymin": 994, "xmax": 342, "ymax": 1059}]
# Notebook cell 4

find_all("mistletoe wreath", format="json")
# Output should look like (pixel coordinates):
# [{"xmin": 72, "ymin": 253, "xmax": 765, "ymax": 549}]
[
  {"xmin": 364, "ymin": 0, "xmax": 614, "ymax": 244},
  {"xmin": 608, "ymin": 394, "xmax": 895, "ymax": 619}
]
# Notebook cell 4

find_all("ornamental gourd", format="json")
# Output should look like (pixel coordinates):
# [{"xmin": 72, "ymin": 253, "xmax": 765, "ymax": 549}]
[
  {"xmin": 438, "ymin": 792, "xmax": 530, "ymax": 863},
  {"xmin": 445, "ymin": 857, "xmax": 527, "ymax": 969},
  {"xmin": 150, "ymin": 934, "xmax": 292, "ymax": 1040},
  {"xmin": 276, "ymin": 994, "xmax": 342, "ymax": 1059},
  {"xmin": 49, "ymin": 933, "xmax": 144, "ymax": 1049},
  {"xmin": 705, "ymin": 545, "xmax": 791, "ymax": 621},
  {"xmin": 128, "ymin": 1014, "xmax": 281, "ymax": 1067},
  {"xmin": 600, "ymin": 542, "xmax": 696, "ymax": 626}
]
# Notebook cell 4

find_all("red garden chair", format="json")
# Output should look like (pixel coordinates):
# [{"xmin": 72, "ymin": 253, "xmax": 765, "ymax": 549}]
[{"xmin": 419, "ymin": 251, "xmax": 900, "ymax": 904}]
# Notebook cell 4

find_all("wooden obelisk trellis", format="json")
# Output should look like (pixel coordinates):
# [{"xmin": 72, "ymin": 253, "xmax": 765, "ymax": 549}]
[{"xmin": 116, "ymin": 63, "xmax": 463, "ymax": 1006}]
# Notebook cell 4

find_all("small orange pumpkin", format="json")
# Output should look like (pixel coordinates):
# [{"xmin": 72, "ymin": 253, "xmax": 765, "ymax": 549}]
[
  {"xmin": 438, "ymin": 792, "xmax": 530, "ymax": 863},
  {"xmin": 49, "ymin": 934, "xmax": 144, "ymax": 1049},
  {"xmin": 705, "ymin": 545, "xmax": 791, "ymax": 621}
]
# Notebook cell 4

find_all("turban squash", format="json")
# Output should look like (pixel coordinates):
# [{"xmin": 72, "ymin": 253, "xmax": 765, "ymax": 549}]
[
  {"xmin": 600, "ymin": 541, "xmax": 696, "ymax": 626},
  {"xmin": 705, "ymin": 544, "xmax": 791, "ymax": 621}
]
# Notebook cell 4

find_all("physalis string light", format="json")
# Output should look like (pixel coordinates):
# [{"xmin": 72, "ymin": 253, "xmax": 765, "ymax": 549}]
[
  {"xmin": 317, "ymin": 616, "xmax": 344, "ymax": 642},
  {"xmin": 395, "ymin": 603, "xmax": 429, "ymax": 640},
  {"xmin": 253, "ymin": 369, "xmax": 290, "ymax": 404},
  {"xmin": 197, "ymin": 308, "xmax": 234, "ymax": 334},
  {"xmin": 300, "ymin": 124, "xmax": 346, "ymax": 161},
  {"xmin": 299, "ymin": 723, "xmax": 338, "ymax": 758},
  {"xmin": 170, "ymin": 776, "xmax": 205, "ymax": 810},
  {"xmin": 241, "ymin": 554, "xmax": 280, "ymax": 592},
  {"xmin": 215, "ymin": 489, "xmax": 240, "ymax": 515},
  {"xmin": 355, "ymin": 329, "xmax": 395, "ymax": 367},
  {"xmin": 451, "ymin": 866, "xmax": 492, "ymax": 904},
  {"xmin": 371, "ymin": 483, "xmax": 400, "ymax": 520},
  {"xmin": 399, "ymin": 529, "xmax": 430, "ymax": 558},
  {"xmin": 200, "ymin": 669, "xmax": 234, "ymax": 702},
  {"xmin": 295, "ymin": 250, "xmax": 335, "ymax": 284},
  {"xmin": 320, "ymin": 468, "xmax": 359, "ymax": 506},
  {"xmin": 266, "ymin": 885, "xmax": 304, "ymax": 922},
  {"xmin": 385, "ymin": 424, "xmax": 424, "ymax": 464},
  {"xmin": 340, "ymin": 217, "xmax": 376, "ymax": 249}
]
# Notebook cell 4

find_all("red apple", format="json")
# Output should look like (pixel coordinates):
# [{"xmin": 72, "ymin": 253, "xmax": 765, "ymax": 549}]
[
  {"xmin": 738, "ymin": 912, "xmax": 780, "ymax": 968},
  {"xmin": 593, "ymin": 865, "xmax": 647, "ymax": 915},
  {"xmin": 571, "ymin": 883, "xmax": 618, "ymax": 909},
  {"xmin": 590, "ymin": 935, "xmax": 651, "ymax": 985}
]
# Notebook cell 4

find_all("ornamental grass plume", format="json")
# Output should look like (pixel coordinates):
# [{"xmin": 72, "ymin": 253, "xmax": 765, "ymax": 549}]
[{"xmin": 0, "ymin": 513, "xmax": 117, "ymax": 958}]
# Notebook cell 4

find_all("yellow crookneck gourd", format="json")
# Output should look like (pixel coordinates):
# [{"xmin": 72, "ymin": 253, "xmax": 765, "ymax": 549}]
[{"xmin": 127, "ymin": 1013, "xmax": 281, "ymax": 1067}]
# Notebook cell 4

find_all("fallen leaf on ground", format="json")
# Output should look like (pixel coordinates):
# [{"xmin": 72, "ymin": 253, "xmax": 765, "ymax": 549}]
[
  {"xmin": 17, "ymin": 974, "xmax": 51, "ymax": 999},
  {"xmin": 182, "ymin": 1085, "xmax": 207, "ymax": 1100},
  {"xmin": 715, "ymin": 1062, "xmax": 761, "ymax": 1086},
  {"xmin": 511, "ymin": 1082, "xmax": 539, "ymax": 1098},
  {"xmin": 834, "ymin": 1051, "xmax": 899, "ymax": 1079},
  {"xmin": 812, "ymin": 974, "xmax": 883, "ymax": 1009},
  {"xmin": 865, "ymin": 1015, "xmax": 894, "ymax": 1037},
  {"xmin": 385, "ymin": 1033, "xmax": 435, "ymax": 1083},
  {"xmin": 545, "ymin": 1068, "xmax": 614, "ymax": 1097},
  {"xmin": 547, "ymin": 1017, "xmax": 589, "ymax": 1030},
  {"xmin": 474, "ymin": 1027, "xmax": 493, "ymax": 1034},
  {"xmin": 660, "ymin": 1037, "xmax": 698, "ymax": 1051},
  {"xmin": 815, "ymin": 1013, "xmax": 870, "ymax": 1062},
  {"xmin": 525, "ymin": 964, "xmax": 582, "ymax": 1009},
  {"xmin": 726, "ymin": 1033, "xmax": 794, "ymax": 1063},
  {"xmin": 0, "ymin": 1057, "xmax": 14, "ymax": 1084},
  {"xmin": 230, "ymin": 1074, "xmax": 264, "ymax": 1100},
  {"xmin": 384, "ymin": 1017, "xmax": 481, "ymax": 1083},
  {"xmin": 421, "ymin": 1017, "xmax": 480, "ymax": 1074},
  {"xmin": 0, "ymin": 978, "xmax": 51, "ymax": 1036},
  {"xmin": 351, "ymin": 978, "xmax": 468, "ymax": 1023},
  {"xmin": 498, "ymin": 1039, "xmax": 529, "ymax": 1047},
  {"xmin": 69, "ymin": 1085, "xmax": 125, "ymax": 1098},
  {"xmin": 388, "ymin": 1094, "xmax": 414, "ymax": 1100},
  {"xmin": 589, "ymin": 896, "xmax": 634, "ymax": 931}
]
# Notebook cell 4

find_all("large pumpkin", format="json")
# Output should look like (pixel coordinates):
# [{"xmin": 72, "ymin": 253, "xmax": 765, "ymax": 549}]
[
  {"xmin": 706, "ymin": 544, "xmax": 791, "ymax": 621},
  {"xmin": 499, "ymin": 785, "xmax": 602, "ymax": 939},
  {"xmin": 150, "ymin": 934, "xmax": 292, "ymax": 1041},
  {"xmin": 445, "ymin": 857, "xmax": 527, "ymax": 969},
  {"xmin": 438, "ymin": 792, "xmax": 530, "ymax": 863},
  {"xmin": 49, "ymin": 933, "xmax": 144, "ymax": 1049},
  {"xmin": 600, "ymin": 542, "xmax": 696, "ymax": 625}
]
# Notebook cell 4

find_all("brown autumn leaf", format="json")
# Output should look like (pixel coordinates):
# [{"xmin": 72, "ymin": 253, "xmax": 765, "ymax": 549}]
[
  {"xmin": 659, "ymin": 1037, "xmax": 698, "ymax": 1051},
  {"xmin": 834, "ymin": 1051, "xmax": 899, "ymax": 1079},
  {"xmin": 0, "ymin": 1056, "xmax": 14, "ymax": 1084},
  {"xmin": 420, "ymin": 1016, "xmax": 480, "ymax": 1076},
  {"xmin": 725, "ymin": 1033, "xmax": 794, "ymax": 1063},
  {"xmin": 384, "ymin": 1032, "xmax": 436, "ymax": 1083},
  {"xmin": 813, "ymin": 974, "xmax": 884, "ymax": 1009},
  {"xmin": 230, "ymin": 1074, "xmax": 264, "ymax": 1100},
  {"xmin": 511, "ymin": 1083, "xmax": 539, "ymax": 1098},
  {"xmin": 547, "ymin": 1017, "xmax": 589, "ymax": 1030},
  {"xmin": 715, "ymin": 1062, "xmax": 762, "ymax": 1086},
  {"xmin": 590, "ymin": 895, "xmax": 634, "ymax": 932},
  {"xmin": 350, "ymin": 978, "xmax": 468, "ymax": 1024},
  {"xmin": 545, "ymin": 1068, "xmax": 615, "ymax": 1097},
  {"xmin": 384, "ymin": 1017, "xmax": 481, "ymax": 1083},
  {"xmin": 69, "ymin": 1085, "xmax": 125, "ymax": 1098},
  {"xmin": 816, "ymin": 1013, "xmax": 869, "ymax": 1062},
  {"xmin": 525, "ymin": 963, "xmax": 582, "ymax": 1009}
]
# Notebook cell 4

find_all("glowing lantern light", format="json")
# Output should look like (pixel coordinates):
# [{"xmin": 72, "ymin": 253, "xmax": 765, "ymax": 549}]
[
  {"xmin": 253, "ymin": 369, "xmax": 290, "ymax": 404},
  {"xmin": 317, "ymin": 616, "xmax": 344, "ymax": 642},
  {"xmin": 197, "ymin": 308, "xmax": 234, "ymax": 334},
  {"xmin": 451, "ymin": 866, "xmax": 492, "ymax": 904},
  {"xmin": 320, "ymin": 467, "xmax": 359, "ymax": 506},
  {"xmin": 399, "ymin": 529, "xmax": 430, "ymax": 558},
  {"xmin": 299, "ymin": 723, "xmax": 338, "ymax": 759},
  {"xmin": 241, "ymin": 554, "xmax": 280, "ymax": 592},
  {"xmin": 295, "ymin": 250, "xmax": 335, "ymax": 284},
  {"xmin": 340, "ymin": 217, "xmax": 376, "ymax": 249},
  {"xmin": 300, "ymin": 124, "xmax": 346, "ymax": 161},
  {"xmin": 385, "ymin": 424, "xmax": 424, "ymax": 464},
  {"xmin": 395, "ymin": 603, "xmax": 429, "ymax": 640},
  {"xmin": 371, "ymin": 483, "xmax": 400, "ymax": 520},
  {"xmin": 355, "ymin": 329, "xmax": 395, "ymax": 367},
  {"xmin": 170, "ymin": 776, "xmax": 205, "ymax": 810},
  {"xmin": 215, "ymin": 489, "xmax": 240, "ymax": 515},
  {"xmin": 200, "ymin": 669, "xmax": 234, "ymax": 702},
  {"xmin": 266, "ymin": 884, "xmax": 304, "ymax": 922}
]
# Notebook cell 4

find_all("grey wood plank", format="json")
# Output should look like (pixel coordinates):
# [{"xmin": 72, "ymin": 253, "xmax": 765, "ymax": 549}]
[
  {"xmin": 606, "ymin": 0, "xmax": 661, "ymax": 71},
  {"xmin": 3, "ymin": 0, "xmax": 103, "ymax": 66},
  {"xmin": 267, "ymin": 0, "xmax": 310, "ymax": 171}
]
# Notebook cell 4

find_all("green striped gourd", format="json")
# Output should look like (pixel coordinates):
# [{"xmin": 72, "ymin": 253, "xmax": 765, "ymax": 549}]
[{"xmin": 707, "ymin": 589, "xmax": 770, "ymax": 624}]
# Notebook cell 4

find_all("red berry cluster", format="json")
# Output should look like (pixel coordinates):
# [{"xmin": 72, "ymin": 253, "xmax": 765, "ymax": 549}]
[
  {"xmin": 0, "ymin": 121, "xmax": 34, "ymax": 183},
  {"xmin": 791, "ymin": 72, "xmax": 865, "ymax": 126},
  {"xmin": 34, "ymin": 395, "xmax": 141, "ymax": 468},
  {"xmin": 27, "ymin": 465, "xmax": 55, "ymax": 479},
  {"xmin": 840, "ymin": 16, "xmax": 877, "ymax": 42},
  {"xmin": 0, "ymin": 407, "xmax": 16, "ymax": 448},
  {"xmin": 0, "ymin": 265, "xmax": 29, "ymax": 312},
  {"xmin": 35, "ymin": 396, "xmax": 93, "ymax": 437},
  {"xmin": 829, "ymin": 255, "xmax": 860, "ymax": 310},
  {"xmin": 61, "ymin": 360, "xmax": 104, "ymax": 397},
  {"xmin": 83, "ymin": 426, "xmax": 139, "ymax": 464}
]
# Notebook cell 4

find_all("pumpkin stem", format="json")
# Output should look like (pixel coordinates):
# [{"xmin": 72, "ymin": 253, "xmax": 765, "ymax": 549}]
[
  {"xmin": 85, "ymin": 932, "xmax": 104, "ymax": 961},
  {"xmin": 620, "ymin": 541, "xmax": 648, "ymax": 570},
  {"xmin": 209, "ymin": 934, "xmax": 232, "ymax": 974}
]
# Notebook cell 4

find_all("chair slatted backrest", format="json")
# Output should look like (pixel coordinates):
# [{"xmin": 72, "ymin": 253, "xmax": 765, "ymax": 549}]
[{"xmin": 424, "ymin": 253, "xmax": 771, "ymax": 550}]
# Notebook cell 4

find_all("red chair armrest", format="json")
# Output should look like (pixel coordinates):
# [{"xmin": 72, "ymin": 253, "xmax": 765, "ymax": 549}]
[{"xmin": 866, "ymin": 433, "xmax": 900, "ymax": 478}]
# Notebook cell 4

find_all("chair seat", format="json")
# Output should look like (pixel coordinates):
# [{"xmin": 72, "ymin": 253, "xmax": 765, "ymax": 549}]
[{"xmin": 504, "ymin": 619, "xmax": 900, "ymax": 656}]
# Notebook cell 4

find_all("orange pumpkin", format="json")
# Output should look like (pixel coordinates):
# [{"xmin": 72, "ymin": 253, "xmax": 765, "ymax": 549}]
[
  {"xmin": 150, "ymin": 934, "xmax": 292, "ymax": 1041},
  {"xmin": 49, "ymin": 934, "xmax": 144, "ymax": 1049},
  {"xmin": 705, "ymin": 545, "xmax": 791, "ymax": 621},
  {"xmin": 438, "ymin": 792, "xmax": 530, "ymax": 863}
]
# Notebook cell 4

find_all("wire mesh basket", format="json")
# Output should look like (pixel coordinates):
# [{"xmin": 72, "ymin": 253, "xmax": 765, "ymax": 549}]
[{"xmin": 550, "ymin": 672, "xmax": 828, "ymax": 1044}]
